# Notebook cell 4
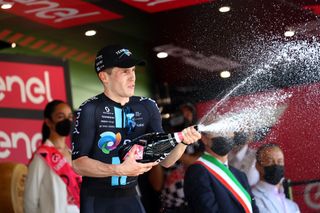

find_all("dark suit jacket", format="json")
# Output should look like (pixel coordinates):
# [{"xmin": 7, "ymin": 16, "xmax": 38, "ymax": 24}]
[{"xmin": 184, "ymin": 163, "xmax": 259, "ymax": 213}]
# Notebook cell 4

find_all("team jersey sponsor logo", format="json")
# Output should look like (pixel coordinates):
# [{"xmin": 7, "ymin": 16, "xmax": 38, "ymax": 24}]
[
  {"xmin": 100, "ymin": 106, "xmax": 115, "ymax": 128},
  {"xmin": 104, "ymin": 106, "xmax": 110, "ymax": 113},
  {"xmin": 97, "ymin": 131, "xmax": 121, "ymax": 154}
]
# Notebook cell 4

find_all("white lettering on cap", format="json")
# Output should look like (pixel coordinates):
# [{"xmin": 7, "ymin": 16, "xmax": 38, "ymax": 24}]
[{"xmin": 116, "ymin": 49, "xmax": 132, "ymax": 58}]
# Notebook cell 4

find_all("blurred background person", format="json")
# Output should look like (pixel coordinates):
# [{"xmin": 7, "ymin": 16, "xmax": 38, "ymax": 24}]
[
  {"xmin": 24, "ymin": 100, "xmax": 81, "ymax": 213},
  {"xmin": 228, "ymin": 131, "xmax": 260, "ymax": 186},
  {"xmin": 159, "ymin": 103, "xmax": 203, "ymax": 213},
  {"xmin": 184, "ymin": 134, "xmax": 259, "ymax": 213},
  {"xmin": 252, "ymin": 143, "xmax": 300, "ymax": 213},
  {"xmin": 139, "ymin": 102, "xmax": 203, "ymax": 213}
]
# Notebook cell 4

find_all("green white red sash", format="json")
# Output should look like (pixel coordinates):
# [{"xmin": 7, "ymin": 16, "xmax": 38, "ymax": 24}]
[
  {"xmin": 195, "ymin": 153, "xmax": 252, "ymax": 213},
  {"xmin": 36, "ymin": 145, "xmax": 81, "ymax": 208}
]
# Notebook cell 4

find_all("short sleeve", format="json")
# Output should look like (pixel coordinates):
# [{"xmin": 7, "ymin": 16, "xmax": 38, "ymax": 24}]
[
  {"xmin": 72, "ymin": 101, "xmax": 97, "ymax": 160},
  {"xmin": 143, "ymin": 98, "xmax": 164, "ymax": 133}
]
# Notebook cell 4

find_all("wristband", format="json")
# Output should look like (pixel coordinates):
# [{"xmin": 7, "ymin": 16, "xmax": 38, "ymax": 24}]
[{"xmin": 181, "ymin": 141, "xmax": 189, "ymax": 146}]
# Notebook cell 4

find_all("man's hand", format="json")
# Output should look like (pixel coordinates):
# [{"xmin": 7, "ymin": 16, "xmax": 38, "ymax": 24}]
[
  {"xmin": 118, "ymin": 145, "xmax": 158, "ymax": 176},
  {"xmin": 181, "ymin": 125, "xmax": 201, "ymax": 145},
  {"xmin": 160, "ymin": 126, "xmax": 201, "ymax": 168}
]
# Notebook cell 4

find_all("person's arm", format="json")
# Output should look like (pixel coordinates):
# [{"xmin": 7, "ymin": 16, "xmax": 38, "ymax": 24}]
[
  {"xmin": 148, "ymin": 164, "xmax": 164, "ymax": 192},
  {"xmin": 73, "ymin": 145, "xmax": 157, "ymax": 177},
  {"xmin": 179, "ymin": 152, "xmax": 202, "ymax": 166},
  {"xmin": 143, "ymin": 98, "xmax": 201, "ymax": 168},
  {"xmin": 160, "ymin": 126, "xmax": 201, "ymax": 168},
  {"xmin": 24, "ymin": 155, "xmax": 45, "ymax": 213},
  {"xmin": 184, "ymin": 164, "xmax": 219, "ymax": 213}
]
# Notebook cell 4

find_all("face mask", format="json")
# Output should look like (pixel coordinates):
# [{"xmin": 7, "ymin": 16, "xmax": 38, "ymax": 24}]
[
  {"xmin": 263, "ymin": 165, "xmax": 284, "ymax": 185},
  {"xmin": 211, "ymin": 137, "xmax": 234, "ymax": 156},
  {"xmin": 55, "ymin": 119, "xmax": 72, "ymax": 136}
]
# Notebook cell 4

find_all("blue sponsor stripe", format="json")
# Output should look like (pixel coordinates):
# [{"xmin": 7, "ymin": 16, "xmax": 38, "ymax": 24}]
[
  {"xmin": 111, "ymin": 157, "xmax": 127, "ymax": 186},
  {"xmin": 114, "ymin": 107, "xmax": 122, "ymax": 128},
  {"xmin": 111, "ymin": 157, "xmax": 120, "ymax": 186},
  {"xmin": 123, "ymin": 111, "xmax": 127, "ymax": 127},
  {"xmin": 120, "ymin": 176, "xmax": 127, "ymax": 185}
]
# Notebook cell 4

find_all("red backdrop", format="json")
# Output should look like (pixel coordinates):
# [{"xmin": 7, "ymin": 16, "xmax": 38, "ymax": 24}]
[
  {"xmin": 196, "ymin": 83, "xmax": 320, "ymax": 212},
  {"xmin": 0, "ymin": 54, "xmax": 72, "ymax": 164}
]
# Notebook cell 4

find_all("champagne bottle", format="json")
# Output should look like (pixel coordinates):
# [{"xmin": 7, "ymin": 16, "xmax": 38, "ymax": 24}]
[{"xmin": 118, "ymin": 131, "xmax": 185, "ymax": 163}]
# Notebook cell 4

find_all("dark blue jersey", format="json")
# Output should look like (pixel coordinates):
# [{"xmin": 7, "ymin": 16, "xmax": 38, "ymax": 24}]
[{"xmin": 72, "ymin": 93, "xmax": 163, "ymax": 197}]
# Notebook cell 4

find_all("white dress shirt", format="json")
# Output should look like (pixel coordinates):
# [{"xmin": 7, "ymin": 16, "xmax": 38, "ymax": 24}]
[{"xmin": 252, "ymin": 181, "xmax": 300, "ymax": 213}]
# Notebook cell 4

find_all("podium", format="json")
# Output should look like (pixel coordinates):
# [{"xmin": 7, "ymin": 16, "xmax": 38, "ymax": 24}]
[{"xmin": 0, "ymin": 163, "xmax": 28, "ymax": 213}]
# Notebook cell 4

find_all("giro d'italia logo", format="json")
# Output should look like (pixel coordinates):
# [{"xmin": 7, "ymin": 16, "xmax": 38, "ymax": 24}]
[{"xmin": 98, "ymin": 131, "xmax": 121, "ymax": 154}]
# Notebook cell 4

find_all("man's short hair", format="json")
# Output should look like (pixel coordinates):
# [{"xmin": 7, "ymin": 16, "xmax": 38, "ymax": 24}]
[{"xmin": 256, "ymin": 143, "xmax": 281, "ymax": 164}]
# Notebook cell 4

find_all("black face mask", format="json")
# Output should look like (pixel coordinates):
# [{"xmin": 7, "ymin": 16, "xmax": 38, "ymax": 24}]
[
  {"xmin": 55, "ymin": 119, "xmax": 72, "ymax": 136},
  {"xmin": 263, "ymin": 165, "xmax": 284, "ymax": 185},
  {"xmin": 211, "ymin": 137, "xmax": 234, "ymax": 156}
]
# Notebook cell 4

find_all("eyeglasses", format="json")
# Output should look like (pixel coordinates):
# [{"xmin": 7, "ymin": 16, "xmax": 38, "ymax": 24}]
[{"xmin": 124, "ymin": 106, "xmax": 136, "ymax": 134}]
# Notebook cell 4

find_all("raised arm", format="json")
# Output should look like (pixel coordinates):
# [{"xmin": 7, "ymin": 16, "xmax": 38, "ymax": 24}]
[{"xmin": 160, "ymin": 126, "xmax": 201, "ymax": 168}]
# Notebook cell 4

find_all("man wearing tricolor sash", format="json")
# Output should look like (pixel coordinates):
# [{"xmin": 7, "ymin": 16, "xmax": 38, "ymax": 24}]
[{"xmin": 184, "ymin": 135, "xmax": 259, "ymax": 213}]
